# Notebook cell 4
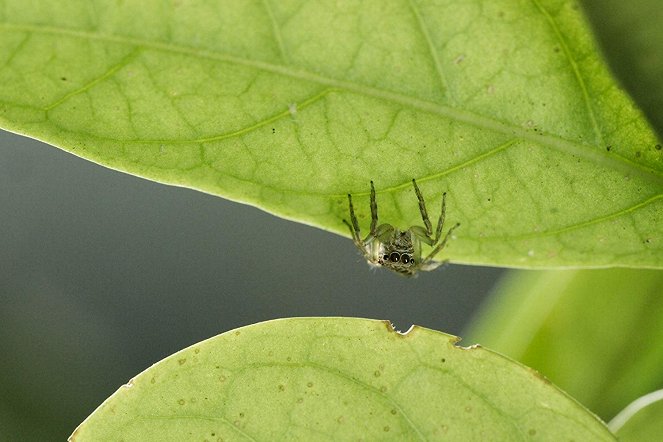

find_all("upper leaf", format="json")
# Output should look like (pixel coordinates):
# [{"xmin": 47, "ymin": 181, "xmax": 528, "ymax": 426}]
[
  {"xmin": 0, "ymin": 0, "xmax": 661, "ymax": 267},
  {"xmin": 70, "ymin": 317, "xmax": 615, "ymax": 441}
]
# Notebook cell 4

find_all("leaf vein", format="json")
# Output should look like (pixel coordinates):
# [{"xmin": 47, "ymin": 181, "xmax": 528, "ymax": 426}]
[
  {"xmin": 531, "ymin": 0, "xmax": 604, "ymax": 147},
  {"xmin": 43, "ymin": 48, "xmax": 141, "ymax": 111},
  {"xmin": 406, "ymin": 0, "xmax": 453, "ymax": 102},
  {"xmin": 485, "ymin": 193, "xmax": 663, "ymax": 240},
  {"xmin": 1, "ymin": 22, "xmax": 661, "ymax": 187},
  {"xmin": 261, "ymin": 0, "xmax": 288, "ymax": 63}
]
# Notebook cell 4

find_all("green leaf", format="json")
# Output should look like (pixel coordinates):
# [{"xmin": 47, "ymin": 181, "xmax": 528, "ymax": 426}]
[
  {"xmin": 610, "ymin": 389, "xmax": 663, "ymax": 442},
  {"xmin": 70, "ymin": 317, "xmax": 614, "ymax": 441},
  {"xmin": 1, "ymin": 0, "xmax": 661, "ymax": 268},
  {"xmin": 464, "ymin": 268, "xmax": 663, "ymax": 420}
]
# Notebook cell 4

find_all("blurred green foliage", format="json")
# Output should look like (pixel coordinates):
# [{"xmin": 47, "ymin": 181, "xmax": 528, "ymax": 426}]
[
  {"xmin": 582, "ymin": 0, "xmax": 663, "ymax": 137},
  {"xmin": 466, "ymin": 269, "xmax": 663, "ymax": 420}
]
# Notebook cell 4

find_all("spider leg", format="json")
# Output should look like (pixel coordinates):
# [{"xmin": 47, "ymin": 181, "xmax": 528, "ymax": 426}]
[
  {"xmin": 412, "ymin": 179, "xmax": 433, "ymax": 237},
  {"xmin": 344, "ymin": 193, "xmax": 363, "ymax": 245},
  {"xmin": 369, "ymin": 180, "xmax": 378, "ymax": 238},
  {"xmin": 421, "ymin": 222, "xmax": 460, "ymax": 268},
  {"xmin": 434, "ymin": 192, "xmax": 447, "ymax": 243}
]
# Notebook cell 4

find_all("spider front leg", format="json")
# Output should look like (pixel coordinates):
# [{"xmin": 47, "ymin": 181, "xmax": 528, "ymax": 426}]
[
  {"xmin": 410, "ymin": 181, "xmax": 461, "ymax": 270},
  {"xmin": 369, "ymin": 180, "xmax": 378, "ymax": 238},
  {"xmin": 343, "ymin": 193, "xmax": 363, "ymax": 248},
  {"xmin": 412, "ymin": 179, "xmax": 433, "ymax": 239},
  {"xmin": 343, "ymin": 181, "xmax": 380, "ymax": 258},
  {"xmin": 412, "ymin": 179, "xmax": 452, "ymax": 245},
  {"xmin": 420, "ymin": 221, "xmax": 461, "ymax": 270}
]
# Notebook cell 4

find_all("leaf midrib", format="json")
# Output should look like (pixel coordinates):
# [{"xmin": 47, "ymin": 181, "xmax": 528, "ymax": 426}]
[{"xmin": 1, "ymin": 21, "xmax": 661, "ymax": 189}]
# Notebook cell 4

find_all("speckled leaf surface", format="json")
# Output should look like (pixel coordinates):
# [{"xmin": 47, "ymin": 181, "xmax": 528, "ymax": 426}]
[
  {"xmin": 0, "ymin": 0, "xmax": 661, "ymax": 268},
  {"xmin": 69, "ymin": 317, "xmax": 614, "ymax": 441}
]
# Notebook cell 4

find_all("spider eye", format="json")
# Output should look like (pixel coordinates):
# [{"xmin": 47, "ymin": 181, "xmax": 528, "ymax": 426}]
[
  {"xmin": 401, "ymin": 254, "xmax": 410, "ymax": 264},
  {"xmin": 389, "ymin": 252, "xmax": 400, "ymax": 262}
]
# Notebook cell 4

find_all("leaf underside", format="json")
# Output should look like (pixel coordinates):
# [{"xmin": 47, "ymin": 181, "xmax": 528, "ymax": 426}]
[
  {"xmin": 70, "ymin": 317, "xmax": 614, "ymax": 441},
  {"xmin": 0, "ymin": 0, "xmax": 661, "ymax": 268}
]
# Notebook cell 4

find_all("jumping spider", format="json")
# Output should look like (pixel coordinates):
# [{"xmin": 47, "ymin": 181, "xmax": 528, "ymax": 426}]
[{"xmin": 343, "ymin": 179, "xmax": 460, "ymax": 277}]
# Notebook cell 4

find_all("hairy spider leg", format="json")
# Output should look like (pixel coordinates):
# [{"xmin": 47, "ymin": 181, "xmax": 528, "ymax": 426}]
[
  {"xmin": 369, "ymin": 180, "xmax": 378, "ymax": 237},
  {"xmin": 343, "ymin": 193, "xmax": 363, "ymax": 247},
  {"xmin": 434, "ymin": 192, "xmax": 447, "ymax": 243},
  {"xmin": 412, "ymin": 179, "xmax": 433, "ymax": 238},
  {"xmin": 421, "ymin": 221, "xmax": 461, "ymax": 269}
]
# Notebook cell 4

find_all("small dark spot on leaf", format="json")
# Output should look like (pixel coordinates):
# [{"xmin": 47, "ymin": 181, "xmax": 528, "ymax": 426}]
[
  {"xmin": 384, "ymin": 426, "xmax": 390, "ymax": 432},
  {"xmin": 297, "ymin": 397, "xmax": 303, "ymax": 403},
  {"xmin": 272, "ymin": 128, "xmax": 275, "ymax": 134},
  {"xmin": 374, "ymin": 370, "xmax": 381, "ymax": 377},
  {"xmin": 380, "ymin": 386, "xmax": 388, "ymax": 393},
  {"xmin": 656, "ymin": 144, "xmax": 661, "ymax": 150},
  {"xmin": 553, "ymin": 46, "xmax": 560, "ymax": 53},
  {"xmin": 391, "ymin": 409, "xmax": 397, "ymax": 415},
  {"xmin": 307, "ymin": 382, "xmax": 313, "ymax": 388},
  {"xmin": 178, "ymin": 358, "xmax": 186, "ymax": 365},
  {"xmin": 235, "ymin": 331, "xmax": 240, "ymax": 336},
  {"xmin": 61, "ymin": 77, "xmax": 67, "ymax": 81},
  {"xmin": 286, "ymin": 356, "xmax": 291, "ymax": 361},
  {"xmin": 178, "ymin": 399, "xmax": 185, "ymax": 405},
  {"xmin": 150, "ymin": 377, "xmax": 156, "ymax": 384},
  {"xmin": 194, "ymin": 348, "xmax": 200, "ymax": 354},
  {"xmin": 278, "ymin": 384, "xmax": 285, "ymax": 391},
  {"xmin": 529, "ymin": 429, "xmax": 537, "ymax": 436},
  {"xmin": 239, "ymin": 412, "xmax": 245, "ymax": 418},
  {"xmin": 606, "ymin": 145, "xmax": 612, "ymax": 152},
  {"xmin": 635, "ymin": 151, "xmax": 641, "ymax": 158},
  {"xmin": 441, "ymin": 358, "xmax": 446, "ymax": 363}
]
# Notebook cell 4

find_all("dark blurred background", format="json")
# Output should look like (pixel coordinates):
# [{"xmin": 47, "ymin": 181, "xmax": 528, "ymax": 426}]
[{"xmin": 0, "ymin": 0, "xmax": 661, "ymax": 439}]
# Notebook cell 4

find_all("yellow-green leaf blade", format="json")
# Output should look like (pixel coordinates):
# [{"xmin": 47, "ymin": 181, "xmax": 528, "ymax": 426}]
[
  {"xmin": 70, "ymin": 317, "xmax": 614, "ymax": 441},
  {"xmin": 465, "ymin": 268, "xmax": 663, "ymax": 420},
  {"xmin": 1, "ymin": 0, "xmax": 661, "ymax": 268}
]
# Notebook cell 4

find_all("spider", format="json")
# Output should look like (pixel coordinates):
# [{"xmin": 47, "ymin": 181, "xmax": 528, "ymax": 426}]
[{"xmin": 343, "ymin": 179, "xmax": 460, "ymax": 277}]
